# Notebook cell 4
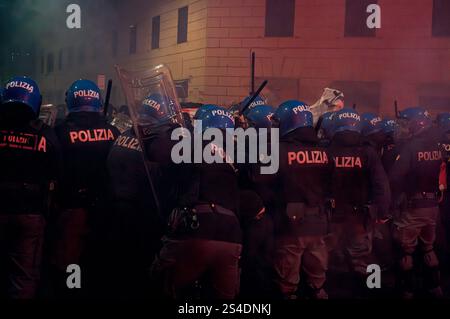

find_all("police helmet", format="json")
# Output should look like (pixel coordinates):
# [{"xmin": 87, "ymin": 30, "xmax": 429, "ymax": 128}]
[
  {"xmin": 194, "ymin": 104, "xmax": 218, "ymax": 120},
  {"xmin": 66, "ymin": 79, "xmax": 102, "ymax": 113},
  {"xmin": 361, "ymin": 113, "xmax": 383, "ymax": 137},
  {"xmin": 381, "ymin": 118, "xmax": 397, "ymax": 135},
  {"xmin": 274, "ymin": 100, "xmax": 313, "ymax": 137},
  {"xmin": 246, "ymin": 105, "xmax": 275, "ymax": 129},
  {"xmin": 333, "ymin": 108, "xmax": 362, "ymax": 134},
  {"xmin": 1, "ymin": 76, "xmax": 42, "ymax": 117},
  {"xmin": 195, "ymin": 105, "xmax": 235, "ymax": 131},
  {"xmin": 317, "ymin": 111, "xmax": 336, "ymax": 139},
  {"xmin": 241, "ymin": 94, "xmax": 266, "ymax": 115},
  {"xmin": 398, "ymin": 106, "xmax": 432, "ymax": 136}
]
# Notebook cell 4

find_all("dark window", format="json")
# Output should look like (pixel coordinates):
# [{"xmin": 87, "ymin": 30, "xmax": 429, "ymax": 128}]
[
  {"xmin": 67, "ymin": 47, "xmax": 74, "ymax": 68},
  {"xmin": 265, "ymin": 0, "xmax": 295, "ymax": 37},
  {"xmin": 112, "ymin": 30, "xmax": 118, "ymax": 56},
  {"xmin": 152, "ymin": 16, "xmax": 161, "ymax": 49},
  {"xmin": 177, "ymin": 6, "xmax": 188, "ymax": 43},
  {"xmin": 58, "ymin": 49, "xmax": 63, "ymax": 71},
  {"xmin": 432, "ymin": 0, "xmax": 450, "ymax": 36},
  {"xmin": 78, "ymin": 46, "xmax": 85, "ymax": 63},
  {"xmin": 345, "ymin": 0, "xmax": 377, "ymax": 37},
  {"xmin": 47, "ymin": 53, "xmax": 54, "ymax": 73},
  {"xmin": 129, "ymin": 25, "xmax": 137, "ymax": 54}
]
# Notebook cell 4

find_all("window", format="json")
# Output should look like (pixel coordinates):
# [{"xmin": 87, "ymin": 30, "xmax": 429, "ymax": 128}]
[
  {"xmin": 112, "ymin": 30, "xmax": 118, "ymax": 56},
  {"xmin": 344, "ymin": 0, "xmax": 376, "ymax": 37},
  {"xmin": 47, "ymin": 53, "xmax": 54, "ymax": 73},
  {"xmin": 265, "ymin": 0, "xmax": 295, "ymax": 37},
  {"xmin": 152, "ymin": 16, "xmax": 160, "ymax": 49},
  {"xmin": 177, "ymin": 6, "xmax": 188, "ymax": 43},
  {"xmin": 58, "ymin": 49, "xmax": 63, "ymax": 71},
  {"xmin": 129, "ymin": 25, "xmax": 137, "ymax": 54},
  {"xmin": 432, "ymin": 0, "xmax": 450, "ymax": 36}
]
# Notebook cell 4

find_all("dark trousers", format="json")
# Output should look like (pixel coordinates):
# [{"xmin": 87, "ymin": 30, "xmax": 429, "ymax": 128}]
[
  {"xmin": 151, "ymin": 238, "xmax": 242, "ymax": 299},
  {"xmin": 50, "ymin": 208, "xmax": 88, "ymax": 271},
  {"xmin": 274, "ymin": 235, "xmax": 328, "ymax": 298},
  {"xmin": 48, "ymin": 208, "xmax": 88, "ymax": 298},
  {"xmin": 393, "ymin": 206, "xmax": 441, "ymax": 294},
  {"xmin": 326, "ymin": 214, "xmax": 373, "ymax": 275},
  {"xmin": 0, "ymin": 214, "xmax": 45, "ymax": 299}
]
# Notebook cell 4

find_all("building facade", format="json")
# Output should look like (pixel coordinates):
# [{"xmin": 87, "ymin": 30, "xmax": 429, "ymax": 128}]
[{"xmin": 31, "ymin": 0, "xmax": 450, "ymax": 115}]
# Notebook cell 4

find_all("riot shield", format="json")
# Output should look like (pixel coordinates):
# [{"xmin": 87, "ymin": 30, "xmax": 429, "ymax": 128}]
[
  {"xmin": 110, "ymin": 112, "xmax": 133, "ymax": 133},
  {"xmin": 115, "ymin": 64, "xmax": 185, "ymax": 140}
]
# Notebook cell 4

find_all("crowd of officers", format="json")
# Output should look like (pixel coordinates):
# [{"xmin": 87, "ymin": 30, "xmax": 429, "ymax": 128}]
[{"xmin": 0, "ymin": 75, "xmax": 449, "ymax": 300}]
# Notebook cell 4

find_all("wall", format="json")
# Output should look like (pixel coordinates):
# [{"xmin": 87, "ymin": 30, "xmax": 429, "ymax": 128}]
[{"xmin": 203, "ymin": 0, "xmax": 450, "ymax": 115}]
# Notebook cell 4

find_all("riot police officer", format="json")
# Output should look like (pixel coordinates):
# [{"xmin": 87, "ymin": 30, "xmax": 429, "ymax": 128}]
[
  {"xmin": 271, "ymin": 100, "xmax": 333, "ymax": 299},
  {"xmin": 106, "ymin": 96, "xmax": 176, "ymax": 298},
  {"xmin": 239, "ymin": 105, "xmax": 276, "ymax": 298},
  {"xmin": 148, "ymin": 104, "xmax": 242, "ymax": 299},
  {"xmin": 436, "ymin": 113, "xmax": 450, "ymax": 267},
  {"xmin": 390, "ymin": 107, "xmax": 443, "ymax": 298},
  {"xmin": 0, "ymin": 76, "xmax": 61, "ymax": 298},
  {"xmin": 361, "ymin": 113, "xmax": 385, "ymax": 155},
  {"xmin": 327, "ymin": 108, "xmax": 390, "ymax": 296},
  {"xmin": 51, "ymin": 79, "xmax": 120, "ymax": 296},
  {"xmin": 316, "ymin": 111, "xmax": 336, "ymax": 147},
  {"xmin": 380, "ymin": 119, "xmax": 399, "ymax": 173}
]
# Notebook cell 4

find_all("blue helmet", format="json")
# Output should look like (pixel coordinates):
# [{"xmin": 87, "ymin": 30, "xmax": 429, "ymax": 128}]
[
  {"xmin": 437, "ymin": 112, "xmax": 450, "ymax": 133},
  {"xmin": 2, "ymin": 76, "xmax": 42, "ymax": 117},
  {"xmin": 195, "ymin": 105, "xmax": 235, "ymax": 131},
  {"xmin": 194, "ymin": 104, "xmax": 218, "ymax": 120},
  {"xmin": 140, "ymin": 93, "xmax": 177, "ymax": 122},
  {"xmin": 381, "ymin": 118, "xmax": 397, "ymax": 134},
  {"xmin": 398, "ymin": 106, "xmax": 432, "ymax": 136},
  {"xmin": 66, "ymin": 79, "xmax": 102, "ymax": 113},
  {"xmin": 246, "ymin": 105, "xmax": 275, "ymax": 129},
  {"xmin": 333, "ymin": 108, "xmax": 362, "ymax": 134},
  {"xmin": 241, "ymin": 94, "xmax": 266, "ymax": 115},
  {"xmin": 318, "ymin": 111, "xmax": 336, "ymax": 139},
  {"xmin": 361, "ymin": 113, "xmax": 383, "ymax": 136},
  {"xmin": 274, "ymin": 100, "xmax": 313, "ymax": 137}
]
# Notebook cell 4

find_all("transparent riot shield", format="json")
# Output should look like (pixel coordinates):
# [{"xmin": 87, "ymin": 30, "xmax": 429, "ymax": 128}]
[
  {"xmin": 110, "ymin": 112, "xmax": 133, "ymax": 133},
  {"xmin": 115, "ymin": 64, "xmax": 185, "ymax": 139},
  {"xmin": 38, "ymin": 104, "xmax": 58, "ymax": 127},
  {"xmin": 309, "ymin": 88, "xmax": 344, "ymax": 125}
]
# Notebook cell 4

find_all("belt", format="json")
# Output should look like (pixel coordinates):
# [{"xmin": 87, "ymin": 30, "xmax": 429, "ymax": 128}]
[
  {"xmin": 193, "ymin": 204, "xmax": 235, "ymax": 217},
  {"xmin": 410, "ymin": 192, "xmax": 437, "ymax": 201},
  {"xmin": 0, "ymin": 182, "xmax": 42, "ymax": 192}
]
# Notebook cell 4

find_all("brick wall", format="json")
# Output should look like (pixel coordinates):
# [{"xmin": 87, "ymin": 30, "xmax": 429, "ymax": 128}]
[
  {"xmin": 203, "ymin": 0, "xmax": 450, "ymax": 115},
  {"xmin": 32, "ymin": 0, "xmax": 450, "ymax": 115}
]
